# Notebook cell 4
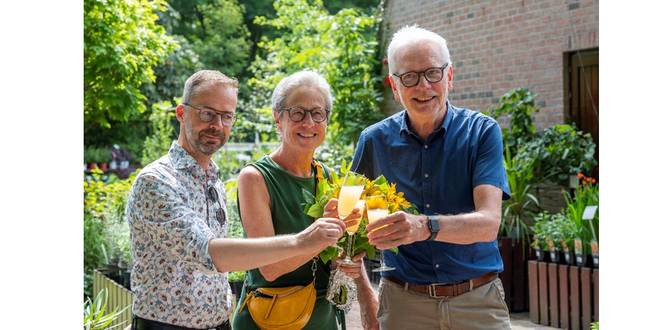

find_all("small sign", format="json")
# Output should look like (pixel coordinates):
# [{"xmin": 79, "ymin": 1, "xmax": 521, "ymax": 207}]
[
  {"xmin": 569, "ymin": 175, "xmax": 579, "ymax": 188},
  {"xmin": 582, "ymin": 205, "xmax": 598, "ymax": 220}
]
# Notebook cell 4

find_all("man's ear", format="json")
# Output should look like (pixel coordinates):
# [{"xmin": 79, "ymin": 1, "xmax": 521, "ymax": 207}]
[
  {"xmin": 389, "ymin": 75, "xmax": 402, "ymax": 104},
  {"xmin": 175, "ymin": 104, "xmax": 185, "ymax": 122},
  {"xmin": 447, "ymin": 66, "xmax": 454, "ymax": 91}
]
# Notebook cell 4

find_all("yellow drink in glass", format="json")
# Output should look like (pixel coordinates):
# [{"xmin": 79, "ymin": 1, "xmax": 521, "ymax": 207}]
[
  {"xmin": 346, "ymin": 200, "xmax": 365, "ymax": 235},
  {"xmin": 338, "ymin": 185, "xmax": 364, "ymax": 219}
]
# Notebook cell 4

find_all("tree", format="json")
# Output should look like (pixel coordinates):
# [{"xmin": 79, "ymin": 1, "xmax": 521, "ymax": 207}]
[
  {"xmin": 84, "ymin": 0, "xmax": 177, "ymax": 129},
  {"xmin": 165, "ymin": 0, "xmax": 252, "ymax": 78},
  {"xmin": 247, "ymin": 0, "xmax": 384, "ymax": 145}
]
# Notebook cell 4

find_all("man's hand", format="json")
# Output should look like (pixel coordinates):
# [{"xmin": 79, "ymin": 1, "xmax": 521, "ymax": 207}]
[
  {"xmin": 297, "ymin": 217, "xmax": 346, "ymax": 251},
  {"xmin": 365, "ymin": 211, "xmax": 429, "ymax": 250},
  {"xmin": 324, "ymin": 198, "xmax": 362, "ymax": 230}
]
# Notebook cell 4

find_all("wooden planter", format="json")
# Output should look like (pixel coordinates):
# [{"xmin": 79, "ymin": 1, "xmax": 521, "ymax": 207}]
[
  {"xmin": 498, "ymin": 237, "xmax": 530, "ymax": 312},
  {"xmin": 92, "ymin": 270, "xmax": 133, "ymax": 329},
  {"xmin": 528, "ymin": 261, "xmax": 598, "ymax": 329}
]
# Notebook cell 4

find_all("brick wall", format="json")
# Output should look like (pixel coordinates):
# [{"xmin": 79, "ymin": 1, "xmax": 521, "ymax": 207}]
[{"xmin": 380, "ymin": 0, "xmax": 598, "ymax": 130}]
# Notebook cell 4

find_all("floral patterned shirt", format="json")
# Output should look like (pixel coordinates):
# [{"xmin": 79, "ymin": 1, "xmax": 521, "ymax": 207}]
[{"xmin": 126, "ymin": 141, "xmax": 231, "ymax": 328}]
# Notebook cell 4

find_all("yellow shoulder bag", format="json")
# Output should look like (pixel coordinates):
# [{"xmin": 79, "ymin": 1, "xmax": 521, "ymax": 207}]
[{"xmin": 238, "ymin": 258, "xmax": 318, "ymax": 330}]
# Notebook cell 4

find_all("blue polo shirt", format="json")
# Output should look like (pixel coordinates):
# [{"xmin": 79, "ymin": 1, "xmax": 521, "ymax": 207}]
[{"xmin": 351, "ymin": 101, "xmax": 510, "ymax": 284}]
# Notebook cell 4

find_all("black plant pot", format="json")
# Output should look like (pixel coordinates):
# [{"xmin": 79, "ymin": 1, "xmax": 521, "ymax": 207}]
[
  {"xmin": 121, "ymin": 269, "xmax": 131, "ymax": 290},
  {"xmin": 563, "ymin": 250, "xmax": 574, "ymax": 266},
  {"xmin": 549, "ymin": 249, "xmax": 562, "ymax": 263},
  {"xmin": 534, "ymin": 249, "xmax": 550, "ymax": 262}
]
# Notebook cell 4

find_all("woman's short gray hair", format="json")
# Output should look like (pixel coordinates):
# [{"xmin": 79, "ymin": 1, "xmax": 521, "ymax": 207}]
[
  {"xmin": 387, "ymin": 25, "xmax": 452, "ymax": 75},
  {"xmin": 271, "ymin": 70, "xmax": 333, "ymax": 113},
  {"xmin": 182, "ymin": 70, "xmax": 238, "ymax": 104}
]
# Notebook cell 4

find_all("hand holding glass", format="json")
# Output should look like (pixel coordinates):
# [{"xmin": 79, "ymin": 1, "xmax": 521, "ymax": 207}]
[{"xmin": 366, "ymin": 195, "xmax": 396, "ymax": 272}]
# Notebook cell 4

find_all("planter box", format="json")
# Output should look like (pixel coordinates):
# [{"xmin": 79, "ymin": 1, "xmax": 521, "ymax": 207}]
[
  {"xmin": 528, "ymin": 261, "xmax": 598, "ymax": 329},
  {"xmin": 93, "ymin": 270, "xmax": 133, "ymax": 329},
  {"xmin": 498, "ymin": 237, "xmax": 530, "ymax": 312}
]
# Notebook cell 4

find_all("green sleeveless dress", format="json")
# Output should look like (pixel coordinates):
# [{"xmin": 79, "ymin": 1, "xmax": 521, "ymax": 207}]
[{"xmin": 231, "ymin": 155, "xmax": 339, "ymax": 330}]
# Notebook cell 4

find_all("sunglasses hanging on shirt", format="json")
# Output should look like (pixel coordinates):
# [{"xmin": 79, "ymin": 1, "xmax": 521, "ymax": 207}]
[{"xmin": 207, "ymin": 186, "xmax": 226, "ymax": 227}]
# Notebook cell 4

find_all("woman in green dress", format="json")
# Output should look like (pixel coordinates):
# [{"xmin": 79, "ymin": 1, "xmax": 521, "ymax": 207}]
[{"xmin": 231, "ymin": 71, "xmax": 377, "ymax": 329}]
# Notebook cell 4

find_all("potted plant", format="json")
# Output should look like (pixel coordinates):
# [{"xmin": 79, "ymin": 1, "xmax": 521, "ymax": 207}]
[
  {"xmin": 531, "ymin": 212, "xmax": 551, "ymax": 261},
  {"xmin": 563, "ymin": 174, "xmax": 598, "ymax": 267},
  {"xmin": 98, "ymin": 147, "xmax": 111, "ymax": 172}
]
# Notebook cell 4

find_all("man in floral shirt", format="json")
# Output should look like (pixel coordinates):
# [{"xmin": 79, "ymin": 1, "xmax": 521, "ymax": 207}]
[{"xmin": 127, "ymin": 70, "xmax": 347, "ymax": 329}]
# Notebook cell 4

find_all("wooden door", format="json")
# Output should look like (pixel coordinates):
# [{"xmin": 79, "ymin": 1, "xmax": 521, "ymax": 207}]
[{"xmin": 566, "ymin": 49, "xmax": 599, "ymax": 178}]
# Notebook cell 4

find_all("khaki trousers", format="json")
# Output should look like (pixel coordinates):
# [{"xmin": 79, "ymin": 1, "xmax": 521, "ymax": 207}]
[{"xmin": 377, "ymin": 277, "xmax": 512, "ymax": 330}]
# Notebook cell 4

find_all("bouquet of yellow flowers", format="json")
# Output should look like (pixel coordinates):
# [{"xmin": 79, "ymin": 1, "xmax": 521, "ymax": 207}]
[{"xmin": 302, "ymin": 161, "xmax": 418, "ymax": 263}]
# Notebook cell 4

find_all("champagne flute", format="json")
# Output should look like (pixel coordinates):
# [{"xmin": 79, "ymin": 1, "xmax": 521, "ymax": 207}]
[
  {"xmin": 336, "ymin": 173, "xmax": 365, "ymax": 266},
  {"xmin": 366, "ymin": 195, "xmax": 396, "ymax": 272},
  {"xmin": 340, "ymin": 199, "xmax": 364, "ymax": 265}
]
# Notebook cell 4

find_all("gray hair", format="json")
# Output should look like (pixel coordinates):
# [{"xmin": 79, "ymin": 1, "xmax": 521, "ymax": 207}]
[
  {"xmin": 387, "ymin": 25, "xmax": 452, "ymax": 75},
  {"xmin": 271, "ymin": 70, "xmax": 333, "ymax": 112},
  {"xmin": 182, "ymin": 70, "xmax": 238, "ymax": 104}
]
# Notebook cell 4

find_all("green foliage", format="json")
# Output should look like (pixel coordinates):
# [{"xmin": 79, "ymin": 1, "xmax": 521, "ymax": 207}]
[
  {"xmin": 516, "ymin": 123, "xmax": 597, "ymax": 185},
  {"xmin": 531, "ymin": 212, "xmax": 578, "ymax": 251},
  {"xmin": 141, "ymin": 99, "xmax": 179, "ymax": 165},
  {"xmin": 499, "ymin": 146, "xmax": 539, "ymax": 245},
  {"xmin": 83, "ymin": 170, "xmax": 137, "ymax": 296},
  {"xmin": 85, "ymin": 146, "xmax": 111, "ymax": 164},
  {"xmin": 488, "ymin": 88, "xmax": 538, "ymax": 156},
  {"xmin": 228, "ymin": 270, "xmax": 246, "ymax": 282},
  {"xmin": 84, "ymin": 0, "xmax": 177, "ymax": 129},
  {"xmin": 247, "ymin": 0, "xmax": 385, "ymax": 145},
  {"xmin": 591, "ymin": 321, "xmax": 599, "ymax": 330},
  {"xmin": 564, "ymin": 180, "xmax": 599, "ymax": 253},
  {"xmin": 142, "ymin": 35, "xmax": 203, "ymax": 103},
  {"xmin": 83, "ymin": 289, "xmax": 129, "ymax": 330},
  {"xmin": 165, "ymin": 0, "xmax": 252, "ymax": 78}
]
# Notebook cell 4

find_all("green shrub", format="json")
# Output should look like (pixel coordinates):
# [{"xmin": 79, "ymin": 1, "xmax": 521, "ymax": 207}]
[
  {"xmin": 247, "ymin": 0, "xmax": 385, "ymax": 146},
  {"xmin": 487, "ymin": 88, "xmax": 538, "ymax": 156},
  {"xmin": 516, "ymin": 123, "xmax": 597, "ymax": 185},
  {"xmin": 83, "ymin": 170, "xmax": 137, "ymax": 296},
  {"xmin": 141, "ymin": 99, "xmax": 178, "ymax": 165}
]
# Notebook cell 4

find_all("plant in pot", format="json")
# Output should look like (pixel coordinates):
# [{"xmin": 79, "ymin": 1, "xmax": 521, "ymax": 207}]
[
  {"xmin": 531, "ymin": 212, "xmax": 551, "ymax": 261},
  {"xmin": 228, "ymin": 271, "xmax": 245, "ymax": 295},
  {"xmin": 499, "ymin": 145, "xmax": 539, "ymax": 248},
  {"xmin": 97, "ymin": 147, "xmax": 112, "ymax": 172},
  {"xmin": 85, "ymin": 146, "xmax": 100, "ymax": 171},
  {"xmin": 564, "ymin": 175, "xmax": 599, "ymax": 267},
  {"xmin": 556, "ymin": 212, "xmax": 579, "ymax": 265}
]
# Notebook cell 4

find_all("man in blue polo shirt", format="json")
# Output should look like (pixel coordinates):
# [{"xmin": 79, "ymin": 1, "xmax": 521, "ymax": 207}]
[{"xmin": 352, "ymin": 26, "xmax": 512, "ymax": 329}]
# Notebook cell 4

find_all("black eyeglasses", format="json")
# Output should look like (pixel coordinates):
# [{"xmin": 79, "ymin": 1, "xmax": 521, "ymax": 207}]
[
  {"xmin": 279, "ymin": 106, "xmax": 329, "ymax": 123},
  {"xmin": 392, "ymin": 63, "xmax": 450, "ymax": 88},
  {"xmin": 183, "ymin": 103, "xmax": 236, "ymax": 126},
  {"xmin": 207, "ymin": 186, "xmax": 226, "ymax": 226}
]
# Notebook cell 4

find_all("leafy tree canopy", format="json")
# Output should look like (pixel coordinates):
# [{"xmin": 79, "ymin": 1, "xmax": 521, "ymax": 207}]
[{"xmin": 84, "ymin": 0, "xmax": 177, "ymax": 129}]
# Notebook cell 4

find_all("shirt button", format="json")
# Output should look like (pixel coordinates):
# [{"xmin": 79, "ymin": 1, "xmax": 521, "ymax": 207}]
[
  {"xmin": 426, "ymin": 204, "xmax": 430, "ymax": 208},
  {"xmin": 435, "ymin": 264, "xmax": 440, "ymax": 269},
  {"xmin": 424, "ymin": 173, "xmax": 429, "ymax": 178},
  {"xmin": 424, "ymin": 145, "xmax": 429, "ymax": 149}
]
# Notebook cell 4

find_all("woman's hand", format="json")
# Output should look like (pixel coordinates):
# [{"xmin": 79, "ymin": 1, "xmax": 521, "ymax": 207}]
[
  {"xmin": 324, "ymin": 198, "xmax": 362, "ymax": 229},
  {"xmin": 336, "ymin": 251, "xmax": 366, "ymax": 279}
]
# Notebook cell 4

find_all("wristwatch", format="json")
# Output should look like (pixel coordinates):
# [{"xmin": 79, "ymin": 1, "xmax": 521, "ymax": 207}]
[{"xmin": 426, "ymin": 215, "xmax": 441, "ymax": 241}]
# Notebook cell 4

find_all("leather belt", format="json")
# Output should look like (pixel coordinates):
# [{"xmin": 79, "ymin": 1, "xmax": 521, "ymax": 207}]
[{"xmin": 386, "ymin": 272, "xmax": 498, "ymax": 298}]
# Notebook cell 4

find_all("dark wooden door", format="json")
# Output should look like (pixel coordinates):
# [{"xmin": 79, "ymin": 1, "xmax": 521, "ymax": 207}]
[{"xmin": 567, "ymin": 49, "xmax": 599, "ymax": 178}]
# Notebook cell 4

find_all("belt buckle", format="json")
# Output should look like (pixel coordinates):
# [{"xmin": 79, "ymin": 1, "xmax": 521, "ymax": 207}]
[{"xmin": 428, "ymin": 283, "xmax": 444, "ymax": 298}]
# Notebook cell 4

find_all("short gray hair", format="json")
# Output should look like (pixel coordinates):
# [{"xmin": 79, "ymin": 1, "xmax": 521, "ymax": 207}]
[
  {"xmin": 271, "ymin": 70, "xmax": 333, "ymax": 112},
  {"xmin": 182, "ymin": 70, "xmax": 238, "ymax": 104},
  {"xmin": 387, "ymin": 25, "xmax": 452, "ymax": 74}
]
